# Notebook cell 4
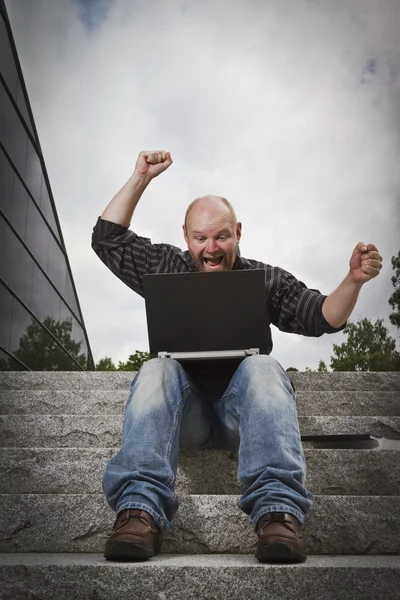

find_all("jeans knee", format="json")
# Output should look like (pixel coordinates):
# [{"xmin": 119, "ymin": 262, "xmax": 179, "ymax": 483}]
[
  {"xmin": 127, "ymin": 358, "xmax": 184, "ymax": 415},
  {"xmin": 236, "ymin": 355, "xmax": 293, "ymax": 406},
  {"xmin": 135, "ymin": 357, "xmax": 183, "ymax": 381},
  {"xmin": 241, "ymin": 354, "xmax": 282, "ymax": 377}
]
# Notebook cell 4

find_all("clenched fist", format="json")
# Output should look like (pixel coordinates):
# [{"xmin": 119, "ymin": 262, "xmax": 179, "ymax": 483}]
[
  {"xmin": 134, "ymin": 150, "xmax": 173, "ymax": 180},
  {"xmin": 349, "ymin": 242, "xmax": 383, "ymax": 284}
]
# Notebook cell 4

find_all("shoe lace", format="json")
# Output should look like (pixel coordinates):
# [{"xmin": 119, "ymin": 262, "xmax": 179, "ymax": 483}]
[
  {"xmin": 128, "ymin": 511, "xmax": 150, "ymax": 523},
  {"xmin": 260, "ymin": 513, "xmax": 297, "ymax": 534},
  {"xmin": 116, "ymin": 510, "xmax": 150, "ymax": 529}
]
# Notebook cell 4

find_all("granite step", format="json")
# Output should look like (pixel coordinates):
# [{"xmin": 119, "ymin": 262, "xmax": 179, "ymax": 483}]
[
  {"xmin": 1, "ymin": 554, "xmax": 400, "ymax": 600},
  {"xmin": 1, "ymin": 389, "xmax": 399, "ymax": 416},
  {"xmin": 0, "ymin": 447, "xmax": 398, "ymax": 496},
  {"xmin": 1, "ymin": 415, "xmax": 399, "ymax": 447},
  {"xmin": 1, "ymin": 371, "xmax": 399, "ymax": 392},
  {"xmin": 0, "ymin": 494, "xmax": 399, "ymax": 555}
]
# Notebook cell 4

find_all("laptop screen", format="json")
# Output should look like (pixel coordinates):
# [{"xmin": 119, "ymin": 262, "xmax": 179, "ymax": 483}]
[{"xmin": 144, "ymin": 269, "xmax": 269, "ymax": 357}]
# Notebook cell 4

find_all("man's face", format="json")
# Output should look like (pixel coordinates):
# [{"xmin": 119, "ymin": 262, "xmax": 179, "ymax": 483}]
[{"xmin": 183, "ymin": 201, "xmax": 242, "ymax": 272}]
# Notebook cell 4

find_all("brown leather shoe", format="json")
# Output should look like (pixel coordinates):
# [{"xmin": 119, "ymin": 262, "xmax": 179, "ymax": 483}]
[
  {"xmin": 255, "ymin": 512, "xmax": 307, "ymax": 563},
  {"xmin": 104, "ymin": 509, "xmax": 161, "ymax": 561}
]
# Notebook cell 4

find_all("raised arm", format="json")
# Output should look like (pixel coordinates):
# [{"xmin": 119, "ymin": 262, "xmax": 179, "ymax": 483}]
[
  {"xmin": 101, "ymin": 150, "xmax": 173, "ymax": 226},
  {"xmin": 322, "ymin": 242, "xmax": 383, "ymax": 327}
]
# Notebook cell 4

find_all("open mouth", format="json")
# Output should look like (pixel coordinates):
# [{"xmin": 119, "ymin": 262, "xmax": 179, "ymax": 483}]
[{"xmin": 204, "ymin": 256, "xmax": 223, "ymax": 268}]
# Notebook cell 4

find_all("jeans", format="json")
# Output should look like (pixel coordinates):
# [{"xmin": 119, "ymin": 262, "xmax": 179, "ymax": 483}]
[{"xmin": 102, "ymin": 355, "xmax": 315, "ymax": 531}]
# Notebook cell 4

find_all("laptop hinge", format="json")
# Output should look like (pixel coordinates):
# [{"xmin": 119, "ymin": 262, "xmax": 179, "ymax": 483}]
[{"xmin": 158, "ymin": 349, "xmax": 259, "ymax": 360}]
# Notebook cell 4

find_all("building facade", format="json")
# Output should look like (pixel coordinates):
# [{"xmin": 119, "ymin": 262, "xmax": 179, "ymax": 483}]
[{"xmin": 0, "ymin": 0, "xmax": 94, "ymax": 370}]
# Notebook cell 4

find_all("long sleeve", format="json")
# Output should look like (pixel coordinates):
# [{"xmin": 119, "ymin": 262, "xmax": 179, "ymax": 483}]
[
  {"xmin": 91, "ymin": 217, "xmax": 191, "ymax": 297},
  {"xmin": 266, "ymin": 266, "xmax": 346, "ymax": 336}
]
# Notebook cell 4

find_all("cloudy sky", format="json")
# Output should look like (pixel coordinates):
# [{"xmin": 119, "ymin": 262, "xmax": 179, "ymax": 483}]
[{"xmin": 6, "ymin": 0, "xmax": 400, "ymax": 370}]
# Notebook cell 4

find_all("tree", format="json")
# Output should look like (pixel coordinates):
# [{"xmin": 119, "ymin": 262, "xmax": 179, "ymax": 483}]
[
  {"xmin": 389, "ymin": 250, "xmax": 400, "ymax": 329},
  {"xmin": 118, "ymin": 350, "xmax": 150, "ymax": 371},
  {"xmin": 286, "ymin": 367, "xmax": 299, "ymax": 372},
  {"xmin": 95, "ymin": 350, "xmax": 150, "ymax": 371},
  {"xmin": 0, "ymin": 317, "xmax": 87, "ymax": 371},
  {"xmin": 95, "ymin": 357, "xmax": 117, "ymax": 371},
  {"xmin": 317, "ymin": 360, "xmax": 328, "ymax": 372},
  {"xmin": 330, "ymin": 317, "xmax": 400, "ymax": 371}
]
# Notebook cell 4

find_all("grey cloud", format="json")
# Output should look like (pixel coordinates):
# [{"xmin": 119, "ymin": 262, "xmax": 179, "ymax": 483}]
[
  {"xmin": 72, "ymin": 0, "xmax": 113, "ymax": 32},
  {"xmin": 6, "ymin": 0, "xmax": 400, "ymax": 369}
]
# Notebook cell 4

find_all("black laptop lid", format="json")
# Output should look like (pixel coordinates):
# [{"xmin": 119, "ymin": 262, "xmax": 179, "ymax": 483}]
[{"xmin": 143, "ymin": 269, "xmax": 269, "ymax": 356}]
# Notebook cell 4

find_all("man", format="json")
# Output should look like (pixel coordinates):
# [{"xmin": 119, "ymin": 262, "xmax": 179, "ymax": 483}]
[{"xmin": 92, "ymin": 150, "xmax": 383, "ymax": 564}]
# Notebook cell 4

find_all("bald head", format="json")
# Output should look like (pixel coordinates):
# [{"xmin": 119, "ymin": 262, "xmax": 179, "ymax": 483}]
[
  {"xmin": 184, "ymin": 195, "xmax": 237, "ymax": 229},
  {"xmin": 183, "ymin": 194, "xmax": 242, "ymax": 272}
]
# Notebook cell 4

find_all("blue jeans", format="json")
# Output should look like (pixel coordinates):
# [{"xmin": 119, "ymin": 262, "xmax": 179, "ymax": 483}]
[{"xmin": 102, "ymin": 355, "xmax": 315, "ymax": 531}]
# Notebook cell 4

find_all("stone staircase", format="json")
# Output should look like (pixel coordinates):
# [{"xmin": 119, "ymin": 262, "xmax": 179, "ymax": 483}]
[{"xmin": 0, "ymin": 371, "xmax": 399, "ymax": 599}]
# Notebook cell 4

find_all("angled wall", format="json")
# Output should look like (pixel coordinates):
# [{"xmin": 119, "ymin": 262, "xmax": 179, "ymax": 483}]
[{"xmin": 0, "ymin": 0, "xmax": 94, "ymax": 370}]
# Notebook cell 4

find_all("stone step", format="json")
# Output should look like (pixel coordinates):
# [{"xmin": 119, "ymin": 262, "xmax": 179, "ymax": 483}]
[
  {"xmin": 0, "ymin": 494, "xmax": 399, "ymax": 555},
  {"xmin": 0, "ymin": 448, "xmax": 398, "ymax": 496},
  {"xmin": 1, "ymin": 554, "xmax": 400, "ymax": 600},
  {"xmin": 2, "ymin": 554, "xmax": 400, "ymax": 600},
  {"xmin": 1, "ymin": 415, "xmax": 399, "ymax": 447},
  {"xmin": 1, "ymin": 371, "xmax": 399, "ymax": 391},
  {"xmin": 1, "ymin": 389, "xmax": 399, "ymax": 416}
]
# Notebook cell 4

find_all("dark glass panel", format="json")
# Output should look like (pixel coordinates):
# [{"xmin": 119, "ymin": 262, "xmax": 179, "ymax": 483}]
[
  {"xmin": 39, "ymin": 180, "xmax": 59, "ymax": 238},
  {"xmin": 0, "ymin": 215, "xmax": 19, "ymax": 288},
  {"xmin": 0, "ymin": 281, "xmax": 12, "ymax": 350},
  {"xmin": 24, "ymin": 138, "xmax": 41, "ymax": 202},
  {"xmin": 25, "ymin": 197, "xmax": 50, "ymax": 272},
  {"xmin": 16, "ymin": 78, "xmax": 35, "ymax": 137},
  {"xmin": 60, "ymin": 302, "xmax": 88, "ymax": 369},
  {"xmin": 72, "ymin": 319, "xmax": 88, "ymax": 365},
  {"xmin": 0, "ymin": 346, "xmax": 27, "ymax": 371},
  {"xmin": 0, "ymin": 147, "xmax": 13, "ymax": 218},
  {"xmin": 0, "ymin": 15, "xmax": 18, "ymax": 97},
  {"xmin": 9, "ymin": 296, "xmax": 83, "ymax": 370},
  {"xmin": 9, "ymin": 295, "xmax": 33, "ymax": 355},
  {"xmin": 47, "ymin": 234, "xmax": 66, "ymax": 296},
  {"xmin": 31, "ymin": 263, "xmax": 61, "ymax": 323},
  {"xmin": 64, "ymin": 272, "xmax": 80, "ymax": 318},
  {"xmin": 10, "ymin": 167, "xmax": 28, "ymax": 239},
  {"xmin": 0, "ymin": 81, "xmax": 27, "ymax": 176},
  {"xmin": 0, "ymin": 216, "xmax": 33, "ymax": 307}
]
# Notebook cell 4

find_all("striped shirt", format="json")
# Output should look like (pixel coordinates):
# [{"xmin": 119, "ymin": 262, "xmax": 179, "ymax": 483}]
[{"xmin": 92, "ymin": 217, "xmax": 344, "ymax": 356}]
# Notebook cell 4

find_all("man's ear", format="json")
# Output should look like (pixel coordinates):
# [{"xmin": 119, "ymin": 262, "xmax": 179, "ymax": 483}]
[
  {"xmin": 236, "ymin": 222, "xmax": 242, "ymax": 243},
  {"xmin": 183, "ymin": 224, "xmax": 189, "ymax": 244}
]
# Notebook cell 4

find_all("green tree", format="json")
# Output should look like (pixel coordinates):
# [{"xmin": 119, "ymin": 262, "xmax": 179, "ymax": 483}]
[
  {"xmin": 389, "ymin": 250, "xmax": 400, "ymax": 329},
  {"xmin": 330, "ymin": 318, "xmax": 400, "ymax": 371},
  {"xmin": 95, "ymin": 357, "xmax": 117, "ymax": 371},
  {"xmin": 117, "ymin": 350, "xmax": 150, "ymax": 371},
  {"xmin": 0, "ymin": 317, "xmax": 87, "ymax": 371},
  {"xmin": 95, "ymin": 350, "xmax": 150, "ymax": 371},
  {"xmin": 286, "ymin": 367, "xmax": 299, "ymax": 372},
  {"xmin": 317, "ymin": 360, "xmax": 328, "ymax": 372}
]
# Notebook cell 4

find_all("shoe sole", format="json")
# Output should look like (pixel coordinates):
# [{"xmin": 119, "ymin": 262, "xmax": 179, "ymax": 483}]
[
  {"xmin": 256, "ymin": 542, "xmax": 307, "ymax": 563},
  {"xmin": 104, "ymin": 540, "xmax": 157, "ymax": 561}
]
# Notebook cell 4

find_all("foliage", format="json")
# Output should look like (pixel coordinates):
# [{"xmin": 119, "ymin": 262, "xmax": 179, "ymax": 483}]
[
  {"xmin": 0, "ymin": 317, "xmax": 87, "ymax": 371},
  {"xmin": 317, "ymin": 360, "xmax": 328, "ymax": 372},
  {"xmin": 118, "ymin": 350, "xmax": 150, "ymax": 371},
  {"xmin": 330, "ymin": 317, "xmax": 400, "ymax": 371},
  {"xmin": 95, "ymin": 357, "xmax": 117, "ymax": 371},
  {"xmin": 286, "ymin": 367, "xmax": 298, "ymax": 372},
  {"xmin": 95, "ymin": 350, "xmax": 150, "ymax": 371},
  {"xmin": 389, "ymin": 250, "xmax": 400, "ymax": 329}
]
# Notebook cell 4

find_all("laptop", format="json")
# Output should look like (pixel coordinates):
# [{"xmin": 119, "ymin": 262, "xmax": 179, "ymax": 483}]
[{"xmin": 143, "ymin": 269, "xmax": 269, "ymax": 363}]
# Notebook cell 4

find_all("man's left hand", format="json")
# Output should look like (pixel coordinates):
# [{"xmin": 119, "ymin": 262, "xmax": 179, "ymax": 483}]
[{"xmin": 349, "ymin": 242, "xmax": 383, "ymax": 284}]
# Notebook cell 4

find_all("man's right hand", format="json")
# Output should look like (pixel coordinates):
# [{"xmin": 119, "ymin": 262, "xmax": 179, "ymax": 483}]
[
  {"xmin": 100, "ymin": 150, "xmax": 173, "ymax": 226},
  {"xmin": 134, "ymin": 150, "xmax": 173, "ymax": 179}
]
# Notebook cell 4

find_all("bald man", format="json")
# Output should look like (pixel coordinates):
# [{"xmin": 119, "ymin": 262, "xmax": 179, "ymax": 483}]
[{"xmin": 92, "ymin": 150, "xmax": 382, "ymax": 564}]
